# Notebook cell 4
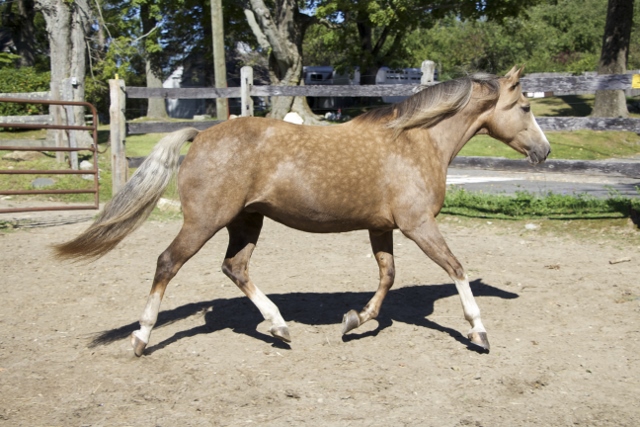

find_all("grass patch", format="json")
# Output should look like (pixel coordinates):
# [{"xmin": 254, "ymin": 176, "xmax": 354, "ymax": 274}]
[
  {"xmin": 530, "ymin": 94, "xmax": 640, "ymax": 119},
  {"xmin": 461, "ymin": 131, "xmax": 640, "ymax": 160},
  {"xmin": 443, "ymin": 187, "xmax": 640, "ymax": 220},
  {"xmin": 531, "ymin": 95, "xmax": 595, "ymax": 117},
  {"xmin": 0, "ymin": 146, "xmax": 113, "ymax": 204},
  {"xmin": 124, "ymin": 133, "xmax": 191, "ymax": 157}
]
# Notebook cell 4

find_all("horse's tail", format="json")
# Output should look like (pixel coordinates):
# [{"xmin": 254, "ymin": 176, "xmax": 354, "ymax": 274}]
[{"xmin": 53, "ymin": 127, "xmax": 200, "ymax": 262}]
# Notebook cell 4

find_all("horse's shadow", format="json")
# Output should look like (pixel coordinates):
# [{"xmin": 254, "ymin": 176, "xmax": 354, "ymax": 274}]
[{"xmin": 89, "ymin": 279, "xmax": 517, "ymax": 354}]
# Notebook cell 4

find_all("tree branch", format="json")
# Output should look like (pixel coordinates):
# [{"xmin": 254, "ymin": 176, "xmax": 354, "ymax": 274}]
[
  {"xmin": 243, "ymin": 8, "xmax": 270, "ymax": 51},
  {"xmin": 248, "ymin": 0, "xmax": 283, "ymax": 55}
]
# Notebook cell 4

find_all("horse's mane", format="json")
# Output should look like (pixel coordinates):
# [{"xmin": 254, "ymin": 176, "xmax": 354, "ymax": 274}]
[{"xmin": 354, "ymin": 73, "xmax": 501, "ymax": 134}]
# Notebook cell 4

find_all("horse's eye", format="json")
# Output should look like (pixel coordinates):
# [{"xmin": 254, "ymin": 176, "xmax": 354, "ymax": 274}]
[{"xmin": 522, "ymin": 105, "xmax": 531, "ymax": 113}]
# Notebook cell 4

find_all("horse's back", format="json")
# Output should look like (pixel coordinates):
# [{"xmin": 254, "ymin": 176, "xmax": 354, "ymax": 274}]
[{"xmin": 178, "ymin": 117, "xmax": 401, "ymax": 232}]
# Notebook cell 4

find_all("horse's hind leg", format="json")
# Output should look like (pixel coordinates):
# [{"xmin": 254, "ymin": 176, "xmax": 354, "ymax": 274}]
[
  {"xmin": 222, "ymin": 212, "xmax": 290, "ymax": 343},
  {"xmin": 401, "ymin": 216, "xmax": 489, "ymax": 352},
  {"xmin": 342, "ymin": 230, "xmax": 395, "ymax": 334},
  {"xmin": 131, "ymin": 220, "xmax": 221, "ymax": 356}
]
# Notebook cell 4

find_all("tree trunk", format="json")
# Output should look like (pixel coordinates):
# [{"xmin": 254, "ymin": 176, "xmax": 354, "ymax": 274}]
[
  {"xmin": 36, "ymin": 0, "xmax": 92, "ymax": 146},
  {"xmin": 145, "ymin": 60, "xmax": 168, "ymax": 119},
  {"xmin": 141, "ymin": 2, "xmax": 168, "ymax": 119},
  {"xmin": 0, "ymin": 0, "xmax": 37, "ymax": 67},
  {"xmin": 354, "ymin": 14, "xmax": 397, "ymax": 86},
  {"xmin": 15, "ymin": 0, "xmax": 37, "ymax": 67},
  {"xmin": 592, "ymin": 0, "xmax": 634, "ymax": 118},
  {"xmin": 245, "ymin": 0, "xmax": 322, "ymax": 123},
  {"xmin": 211, "ymin": 0, "xmax": 228, "ymax": 119}
]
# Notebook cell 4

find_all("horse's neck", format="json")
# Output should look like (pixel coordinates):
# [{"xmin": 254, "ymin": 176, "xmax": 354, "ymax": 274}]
[{"xmin": 427, "ymin": 99, "xmax": 493, "ymax": 165}]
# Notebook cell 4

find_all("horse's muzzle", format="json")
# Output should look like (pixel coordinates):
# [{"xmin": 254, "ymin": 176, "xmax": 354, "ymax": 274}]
[{"xmin": 527, "ymin": 145, "xmax": 551, "ymax": 165}]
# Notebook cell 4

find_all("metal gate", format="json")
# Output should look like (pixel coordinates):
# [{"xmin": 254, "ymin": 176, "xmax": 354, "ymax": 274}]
[{"xmin": 0, "ymin": 98, "xmax": 99, "ymax": 214}]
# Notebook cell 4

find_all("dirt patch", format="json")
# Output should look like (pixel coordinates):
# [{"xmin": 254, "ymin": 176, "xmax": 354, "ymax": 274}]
[{"xmin": 1, "ymin": 218, "xmax": 639, "ymax": 426}]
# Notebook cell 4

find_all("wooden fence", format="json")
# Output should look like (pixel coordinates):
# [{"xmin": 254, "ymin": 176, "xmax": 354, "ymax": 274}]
[
  {"xmin": 3, "ymin": 69, "xmax": 640, "ymax": 195},
  {"xmin": 107, "ymin": 68, "xmax": 640, "ymax": 193},
  {"xmin": 116, "ymin": 70, "xmax": 640, "ymax": 135}
]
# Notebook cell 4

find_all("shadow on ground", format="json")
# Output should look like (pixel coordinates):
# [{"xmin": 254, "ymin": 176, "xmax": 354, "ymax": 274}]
[{"xmin": 89, "ymin": 279, "xmax": 517, "ymax": 353}]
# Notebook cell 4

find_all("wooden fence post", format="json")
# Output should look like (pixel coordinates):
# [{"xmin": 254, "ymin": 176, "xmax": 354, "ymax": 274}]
[
  {"xmin": 421, "ymin": 60, "xmax": 436, "ymax": 84},
  {"xmin": 61, "ymin": 78, "xmax": 79, "ymax": 170},
  {"xmin": 49, "ymin": 81, "xmax": 65, "ymax": 164},
  {"xmin": 240, "ymin": 66, "xmax": 253, "ymax": 117},
  {"xmin": 109, "ymin": 78, "xmax": 127, "ymax": 195}
]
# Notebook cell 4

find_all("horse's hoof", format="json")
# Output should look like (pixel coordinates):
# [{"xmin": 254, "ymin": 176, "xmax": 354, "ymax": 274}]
[
  {"xmin": 130, "ymin": 332, "xmax": 147, "ymax": 357},
  {"xmin": 342, "ymin": 310, "xmax": 361, "ymax": 334},
  {"xmin": 468, "ymin": 331, "xmax": 490, "ymax": 353},
  {"xmin": 270, "ymin": 326, "xmax": 291, "ymax": 343}
]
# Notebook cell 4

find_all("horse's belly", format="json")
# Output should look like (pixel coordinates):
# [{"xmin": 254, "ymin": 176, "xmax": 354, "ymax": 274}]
[{"xmin": 246, "ymin": 197, "xmax": 394, "ymax": 233}]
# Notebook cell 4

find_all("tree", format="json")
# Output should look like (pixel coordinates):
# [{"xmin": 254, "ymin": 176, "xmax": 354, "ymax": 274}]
[
  {"xmin": 593, "ymin": 0, "xmax": 634, "ymax": 117},
  {"xmin": 245, "ymin": 0, "xmax": 319, "ymax": 120},
  {"xmin": 35, "ymin": 0, "xmax": 92, "ymax": 145},
  {"xmin": 0, "ymin": 0, "xmax": 48, "ymax": 68},
  {"xmin": 312, "ymin": 0, "xmax": 538, "ymax": 84},
  {"xmin": 140, "ymin": 0, "xmax": 168, "ymax": 119},
  {"xmin": 401, "ymin": 0, "xmax": 608, "ymax": 78}
]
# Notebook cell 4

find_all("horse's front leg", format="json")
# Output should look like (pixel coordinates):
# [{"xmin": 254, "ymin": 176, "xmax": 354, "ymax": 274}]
[
  {"xmin": 342, "ymin": 230, "xmax": 395, "ymax": 334},
  {"xmin": 401, "ymin": 216, "xmax": 490, "ymax": 352}
]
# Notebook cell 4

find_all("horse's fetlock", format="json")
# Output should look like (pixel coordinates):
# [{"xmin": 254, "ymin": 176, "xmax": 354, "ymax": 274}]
[
  {"xmin": 363, "ymin": 305, "xmax": 379, "ymax": 320},
  {"xmin": 465, "ymin": 308, "xmax": 481, "ymax": 323}
]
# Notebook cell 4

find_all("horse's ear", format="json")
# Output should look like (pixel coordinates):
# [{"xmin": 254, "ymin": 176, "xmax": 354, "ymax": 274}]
[
  {"xmin": 504, "ymin": 65, "xmax": 519, "ymax": 79},
  {"xmin": 505, "ymin": 65, "xmax": 525, "ymax": 90}
]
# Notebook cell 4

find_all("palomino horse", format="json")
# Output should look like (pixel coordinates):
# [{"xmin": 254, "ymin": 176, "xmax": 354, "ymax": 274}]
[{"xmin": 55, "ymin": 66, "xmax": 550, "ymax": 356}]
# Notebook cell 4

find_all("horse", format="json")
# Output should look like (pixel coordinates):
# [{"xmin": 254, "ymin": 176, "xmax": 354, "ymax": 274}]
[{"xmin": 55, "ymin": 66, "xmax": 550, "ymax": 357}]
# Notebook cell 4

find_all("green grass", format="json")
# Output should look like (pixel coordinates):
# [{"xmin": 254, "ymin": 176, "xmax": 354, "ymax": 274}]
[
  {"xmin": 124, "ymin": 133, "xmax": 191, "ymax": 157},
  {"xmin": 0, "ymin": 149, "xmax": 113, "ymax": 204},
  {"xmin": 530, "ymin": 95, "xmax": 595, "ymax": 117},
  {"xmin": 443, "ymin": 187, "xmax": 640, "ymax": 220},
  {"xmin": 529, "ymin": 94, "xmax": 640, "ymax": 119},
  {"xmin": 461, "ymin": 130, "xmax": 640, "ymax": 160}
]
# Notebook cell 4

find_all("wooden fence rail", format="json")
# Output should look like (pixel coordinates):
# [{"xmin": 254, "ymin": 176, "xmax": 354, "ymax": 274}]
[
  {"xmin": 125, "ymin": 73, "xmax": 636, "ymax": 99},
  {"xmin": 105, "ymin": 70, "xmax": 640, "ymax": 193},
  {"xmin": 121, "ymin": 72, "xmax": 640, "ymax": 135}
]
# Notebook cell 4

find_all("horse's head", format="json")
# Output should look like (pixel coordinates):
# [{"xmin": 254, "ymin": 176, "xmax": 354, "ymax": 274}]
[{"xmin": 482, "ymin": 66, "xmax": 551, "ymax": 165}]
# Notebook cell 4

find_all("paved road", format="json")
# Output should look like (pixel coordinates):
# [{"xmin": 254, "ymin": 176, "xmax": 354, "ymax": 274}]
[{"xmin": 446, "ymin": 168, "xmax": 639, "ymax": 198}]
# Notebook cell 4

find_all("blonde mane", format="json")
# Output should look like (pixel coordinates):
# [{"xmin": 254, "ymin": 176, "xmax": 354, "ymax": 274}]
[{"xmin": 354, "ymin": 73, "xmax": 501, "ymax": 134}]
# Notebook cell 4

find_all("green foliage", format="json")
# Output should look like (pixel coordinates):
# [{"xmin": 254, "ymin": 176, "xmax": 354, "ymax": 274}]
[
  {"xmin": 0, "ymin": 67, "xmax": 51, "ymax": 116},
  {"xmin": 443, "ymin": 188, "xmax": 640, "ymax": 220},
  {"xmin": 0, "ymin": 53, "xmax": 21, "ymax": 68},
  {"xmin": 307, "ymin": 0, "xmax": 539, "ymax": 77},
  {"xmin": 404, "ymin": 0, "xmax": 614, "ymax": 76}
]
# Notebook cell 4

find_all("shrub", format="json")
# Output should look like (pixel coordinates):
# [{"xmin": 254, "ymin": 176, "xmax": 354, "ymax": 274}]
[{"xmin": 0, "ymin": 67, "xmax": 51, "ymax": 116}]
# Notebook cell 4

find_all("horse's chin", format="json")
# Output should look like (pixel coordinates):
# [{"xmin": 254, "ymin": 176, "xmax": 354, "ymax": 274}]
[
  {"xmin": 526, "ymin": 151, "xmax": 547, "ymax": 166},
  {"xmin": 527, "ymin": 153, "xmax": 541, "ymax": 165}
]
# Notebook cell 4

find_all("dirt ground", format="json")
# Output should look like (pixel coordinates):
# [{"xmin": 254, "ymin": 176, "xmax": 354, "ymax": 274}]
[{"xmin": 1, "ymin": 214, "xmax": 639, "ymax": 426}]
